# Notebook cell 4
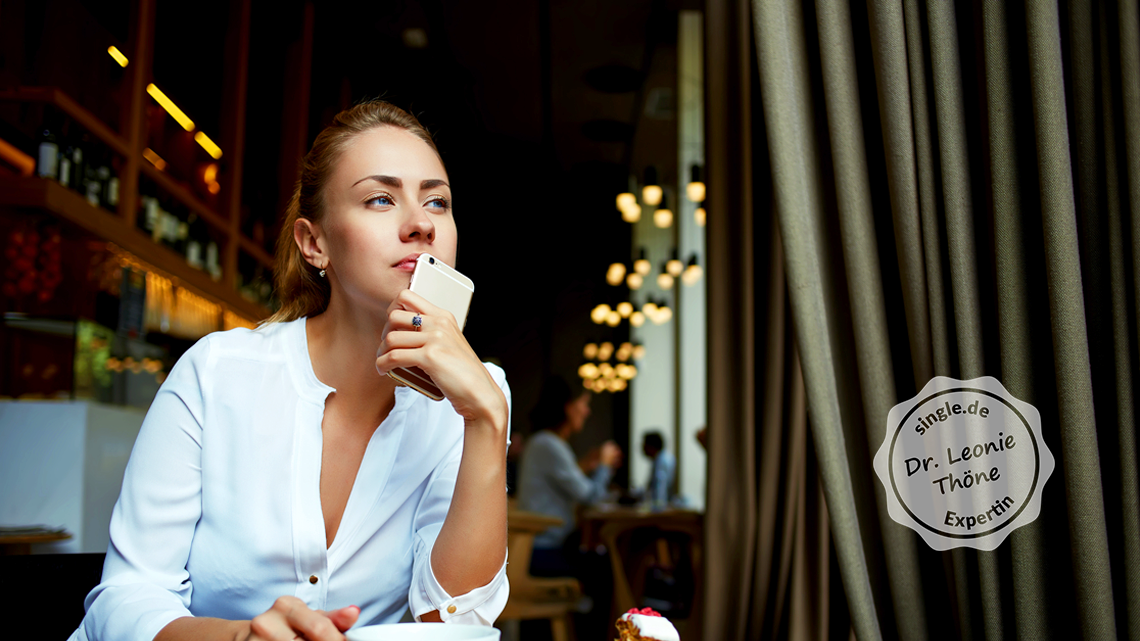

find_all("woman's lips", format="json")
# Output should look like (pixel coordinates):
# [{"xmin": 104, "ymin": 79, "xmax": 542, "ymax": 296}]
[{"xmin": 394, "ymin": 254, "xmax": 421, "ymax": 271}]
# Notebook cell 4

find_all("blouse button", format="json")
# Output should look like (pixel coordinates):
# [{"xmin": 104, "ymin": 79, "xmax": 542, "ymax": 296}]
[
  {"xmin": 309, "ymin": 575, "xmax": 319, "ymax": 584},
  {"xmin": 447, "ymin": 605, "xmax": 457, "ymax": 614}
]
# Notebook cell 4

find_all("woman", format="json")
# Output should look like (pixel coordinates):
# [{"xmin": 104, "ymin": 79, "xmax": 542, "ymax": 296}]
[
  {"xmin": 70, "ymin": 101, "xmax": 511, "ymax": 641},
  {"xmin": 515, "ymin": 377, "xmax": 621, "ymax": 641},
  {"xmin": 516, "ymin": 376, "xmax": 621, "ymax": 573}
]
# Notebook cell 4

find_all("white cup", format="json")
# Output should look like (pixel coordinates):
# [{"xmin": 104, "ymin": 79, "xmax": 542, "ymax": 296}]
[{"xmin": 345, "ymin": 623, "xmax": 501, "ymax": 641}]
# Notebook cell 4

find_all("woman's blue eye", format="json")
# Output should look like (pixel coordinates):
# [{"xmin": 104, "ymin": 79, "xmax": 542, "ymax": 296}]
[
  {"xmin": 427, "ymin": 198, "xmax": 450, "ymax": 210},
  {"xmin": 367, "ymin": 195, "xmax": 393, "ymax": 207}
]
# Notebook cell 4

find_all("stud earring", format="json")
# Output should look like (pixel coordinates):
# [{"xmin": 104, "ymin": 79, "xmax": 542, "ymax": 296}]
[{"xmin": 319, "ymin": 269, "xmax": 326, "ymax": 278}]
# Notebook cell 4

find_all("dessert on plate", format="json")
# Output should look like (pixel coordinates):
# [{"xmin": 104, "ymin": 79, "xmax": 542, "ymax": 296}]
[{"xmin": 615, "ymin": 607, "xmax": 680, "ymax": 641}]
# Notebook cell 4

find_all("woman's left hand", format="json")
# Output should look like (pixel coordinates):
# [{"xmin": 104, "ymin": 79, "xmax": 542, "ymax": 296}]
[{"xmin": 375, "ymin": 289, "xmax": 507, "ymax": 428}]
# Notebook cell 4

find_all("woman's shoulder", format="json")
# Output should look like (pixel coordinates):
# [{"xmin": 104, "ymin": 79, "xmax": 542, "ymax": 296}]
[{"xmin": 191, "ymin": 317, "xmax": 300, "ymax": 359}]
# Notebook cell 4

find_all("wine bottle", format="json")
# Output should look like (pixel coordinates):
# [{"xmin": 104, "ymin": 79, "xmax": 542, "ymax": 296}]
[
  {"xmin": 185, "ymin": 214, "xmax": 204, "ymax": 269},
  {"xmin": 58, "ymin": 139, "xmax": 73, "ymax": 187},
  {"xmin": 36, "ymin": 123, "xmax": 59, "ymax": 179},
  {"xmin": 70, "ymin": 136, "xmax": 87, "ymax": 192},
  {"xmin": 96, "ymin": 165, "xmax": 112, "ymax": 208},
  {"xmin": 176, "ymin": 217, "xmax": 189, "ymax": 255},
  {"xmin": 85, "ymin": 162, "xmax": 102, "ymax": 207},
  {"xmin": 105, "ymin": 171, "xmax": 120, "ymax": 208},
  {"xmin": 205, "ymin": 241, "xmax": 221, "ymax": 281}
]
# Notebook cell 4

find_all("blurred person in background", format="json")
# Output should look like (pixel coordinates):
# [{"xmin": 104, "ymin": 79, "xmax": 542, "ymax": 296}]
[
  {"xmin": 640, "ymin": 431, "xmax": 675, "ymax": 509},
  {"xmin": 516, "ymin": 375, "xmax": 621, "ymax": 639}
]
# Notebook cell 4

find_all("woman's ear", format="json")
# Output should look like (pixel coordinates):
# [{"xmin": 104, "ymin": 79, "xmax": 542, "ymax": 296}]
[{"xmin": 294, "ymin": 218, "xmax": 328, "ymax": 269}]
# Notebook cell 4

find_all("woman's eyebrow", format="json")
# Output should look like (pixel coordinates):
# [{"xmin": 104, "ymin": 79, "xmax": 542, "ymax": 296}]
[
  {"xmin": 352, "ymin": 174, "xmax": 402, "ymax": 188},
  {"xmin": 351, "ymin": 175, "xmax": 449, "ymax": 191}
]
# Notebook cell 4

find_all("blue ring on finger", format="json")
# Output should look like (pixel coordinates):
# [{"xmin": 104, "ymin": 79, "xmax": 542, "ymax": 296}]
[{"xmin": 412, "ymin": 314, "xmax": 423, "ymax": 330}]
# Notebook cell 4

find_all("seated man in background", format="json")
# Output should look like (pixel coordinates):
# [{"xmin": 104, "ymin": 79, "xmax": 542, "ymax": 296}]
[{"xmin": 642, "ymin": 431, "xmax": 676, "ymax": 509}]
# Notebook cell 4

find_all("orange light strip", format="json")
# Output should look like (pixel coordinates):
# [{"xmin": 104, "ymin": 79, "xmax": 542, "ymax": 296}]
[
  {"xmin": 194, "ymin": 131, "xmax": 222, "ymax": 159},
  {"xmin": 108, "ymin": 46, "xmax": 129, "ymax": 67},
  {"xmin": 0, "ymin": 137, "xmax": 35, "ymax": 176},
  {"xmin": 146, "ymin": 83, "xmax": 195, "ymax": 131},
  {"xmin": 142, "ymin": 147, "xmax": 167, "ymax": 171}
]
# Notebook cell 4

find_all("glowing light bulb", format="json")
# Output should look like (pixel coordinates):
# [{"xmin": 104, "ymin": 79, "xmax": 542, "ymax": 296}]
[
  {"xmin": 632, "ymin": 344, "xmax": 647, "ymax": 360},
  {"xmin": 605, "ymin": 310, "xmax": 621, "ymax": 326},
  {"xmin": 621, "ymin": 203, "xmax": 641, "ymax": 223},
  {"xmin": 630, "ymin": 311, "xmax": 646, "ymax": 327},
  {"xmin": 616, "ymin": 192, "xmax": 636, "ymax": 211},
  {"xmin": 579, "ymin": 363, "xmax": 599, "ymax": 379},
  {"xmin": 653, "ymin": 208, "xmax": 673, "ymax": 228},
  {"xmin": 590, "ymin": 304, "xmax": 611, "ymax": 324},
  {"xmin": 606, "ymin": 262, "xmax": 627, "ymax": 286},
  {"xmin": 642, "ymin": 184, "xmax": 662, "ymax": 206},
  {"xmin": 616, "ymin": 342, "xmax": 632, "ymax": 361},
  {"xmin": 626, "ymin": 272, "xmax": 644, "ymax": 290},
  {"xmin": 583, "ymin": 343, "xmax": 598, "ymax": 359},
  {"xmin": 598, "ymin": 342, "xmax": 614, "ymax": 361},
  {"xmin": 667, "ymin": 258, "xmax": 683, "ymax": 277},
  {"xmin": 695, "ymin": 207, "xmax": 706, "ymax": 226},
  {"xmin": 617, "ymin": 302, "xmax": 633, "ymax": 317},
  {"xmin": 634, "ymin": 258, "xmax": 651, "ymax": 276},
  {"xmin": 657, "ymin": 272, "xmax": 674, "ymax": 290},
  {"xmin": 687, "ymin": 181, "xmax": 706, "ymax": 203}
]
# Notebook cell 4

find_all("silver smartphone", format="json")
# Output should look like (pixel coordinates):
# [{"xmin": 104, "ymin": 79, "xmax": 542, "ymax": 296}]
[{"xmin": 387, "ymin": 253, "xmax": 475, "ymax": 400}]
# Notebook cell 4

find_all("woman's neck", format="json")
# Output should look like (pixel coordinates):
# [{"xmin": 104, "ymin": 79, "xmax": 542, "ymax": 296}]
[{"xmin": 305, "ymin": 296, "xmax": 397, "ymax": 403}]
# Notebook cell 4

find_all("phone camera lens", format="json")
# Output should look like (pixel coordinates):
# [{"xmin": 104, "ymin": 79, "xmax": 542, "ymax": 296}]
[{"xmin": 429, "ymin": 257, "xmax": 435, "ymax": 264}]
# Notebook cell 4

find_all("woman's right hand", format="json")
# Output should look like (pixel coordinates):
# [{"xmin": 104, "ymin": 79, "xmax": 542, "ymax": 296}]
[{"xmin": 243, "ymin": 597, "xmax": 359, "ymax": 641}]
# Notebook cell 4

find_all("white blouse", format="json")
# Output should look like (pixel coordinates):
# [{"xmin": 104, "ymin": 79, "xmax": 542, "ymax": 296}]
[{"xmin": 69, "ymin": 317, "xmax": 510, "ymax": 641}]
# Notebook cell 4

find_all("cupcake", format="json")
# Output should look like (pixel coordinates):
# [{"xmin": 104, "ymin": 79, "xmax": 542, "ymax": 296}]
[{"xmin": 615, "ymin": 607, "xmax": 680, "ymax": 641}]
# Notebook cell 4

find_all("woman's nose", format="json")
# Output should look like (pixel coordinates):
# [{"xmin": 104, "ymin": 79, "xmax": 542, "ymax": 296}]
[{"xmin": 402, "ymin": 207, "xmax": 435, "ymax": 243}]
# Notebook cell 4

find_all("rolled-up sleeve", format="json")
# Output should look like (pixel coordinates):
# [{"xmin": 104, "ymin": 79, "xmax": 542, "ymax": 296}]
[
  {"xmin": 408, "ymin": 365, "xmax": 511, "ymax": 625},
  {"xmin": 409, "ymin": 520, "xmax": 509, "ymax": 625},
  {"xmin": 70, "ymin": 338, "xmax": 212, "ymax": 641}
]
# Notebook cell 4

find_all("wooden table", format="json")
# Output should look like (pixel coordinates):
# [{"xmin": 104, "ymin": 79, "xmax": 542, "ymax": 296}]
[
  {"xmin": 0, "ymin": 530, "xmax": 71, "ymax": 555},
  {"xmin": 578, "ymin": 505, "xmax": 703, "ymax": 641}
]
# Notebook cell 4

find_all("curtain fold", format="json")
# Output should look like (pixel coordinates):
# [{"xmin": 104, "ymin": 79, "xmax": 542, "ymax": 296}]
[
  {"xmin": 1024, "ymin": 2, "xmax": 1118, "ymax": 637},
  {"xmin": 703, "ymin": 0, "xmax": 1140, "ymax": 638},
  {"xmin": 749, "ymin": 1, "xmax": 883, "ymax": 640},
  {"xmin": 814, "ymin": 0, "xmax": 927, "ymax": 638}
]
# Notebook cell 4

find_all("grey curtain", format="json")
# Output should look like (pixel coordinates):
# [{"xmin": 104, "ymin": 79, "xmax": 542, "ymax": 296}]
[{"xmin": 704, "ymin": 0, "xmax": 1140, "ymax": 639}]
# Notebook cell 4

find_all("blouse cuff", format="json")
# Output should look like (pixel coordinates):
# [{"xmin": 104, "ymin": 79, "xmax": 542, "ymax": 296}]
[{"xmin": 410, "ymin": 546, "xmax": 509, "ymax": 626}]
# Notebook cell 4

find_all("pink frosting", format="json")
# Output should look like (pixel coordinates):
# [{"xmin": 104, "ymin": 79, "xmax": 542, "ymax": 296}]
[{"xmin": 621, "ymin": 612, "xmax": 680, "ymax": 641}]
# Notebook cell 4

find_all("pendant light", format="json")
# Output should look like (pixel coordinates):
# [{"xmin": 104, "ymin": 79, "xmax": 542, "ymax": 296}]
[
  {"xmin": 653, "ymin": 193, "xmax": 673, "ymax": 229},
  {"xmin": 686, "ymin": 164, "xmax": 706, "ymax": 202},
  {"xmin": 642, "ymin": 166, "xmax": 662, "ymax": 206}
]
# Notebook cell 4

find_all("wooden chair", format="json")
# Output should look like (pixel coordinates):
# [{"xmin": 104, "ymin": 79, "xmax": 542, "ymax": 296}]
[
  {"xmin": 500, "ymin": 510, "xmax": 582, "ymax": 641},
  {"xmin": 599, "ymin": 513, "xmax": 704, "ymax": 641}
]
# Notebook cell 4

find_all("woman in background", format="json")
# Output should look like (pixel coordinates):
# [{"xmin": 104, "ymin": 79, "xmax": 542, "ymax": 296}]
[
  {"xmin": 516, "ymin": 376, "xmax": 621, "ymax": 639},
  {"xmin": 71, "ymin": 101, "xmax": 511, "ymax": 641}
]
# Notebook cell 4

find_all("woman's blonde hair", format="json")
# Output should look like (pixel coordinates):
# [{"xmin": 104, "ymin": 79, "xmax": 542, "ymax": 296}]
[{"xmin": 265, "ymin": 100, "xmax": 440, "ymax": 324}]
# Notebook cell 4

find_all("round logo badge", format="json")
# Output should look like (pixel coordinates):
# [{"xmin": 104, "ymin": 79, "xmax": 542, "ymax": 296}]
[{"xmin": 872, "ymin": 376, "xmax": 1054, "ymax": 551}]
